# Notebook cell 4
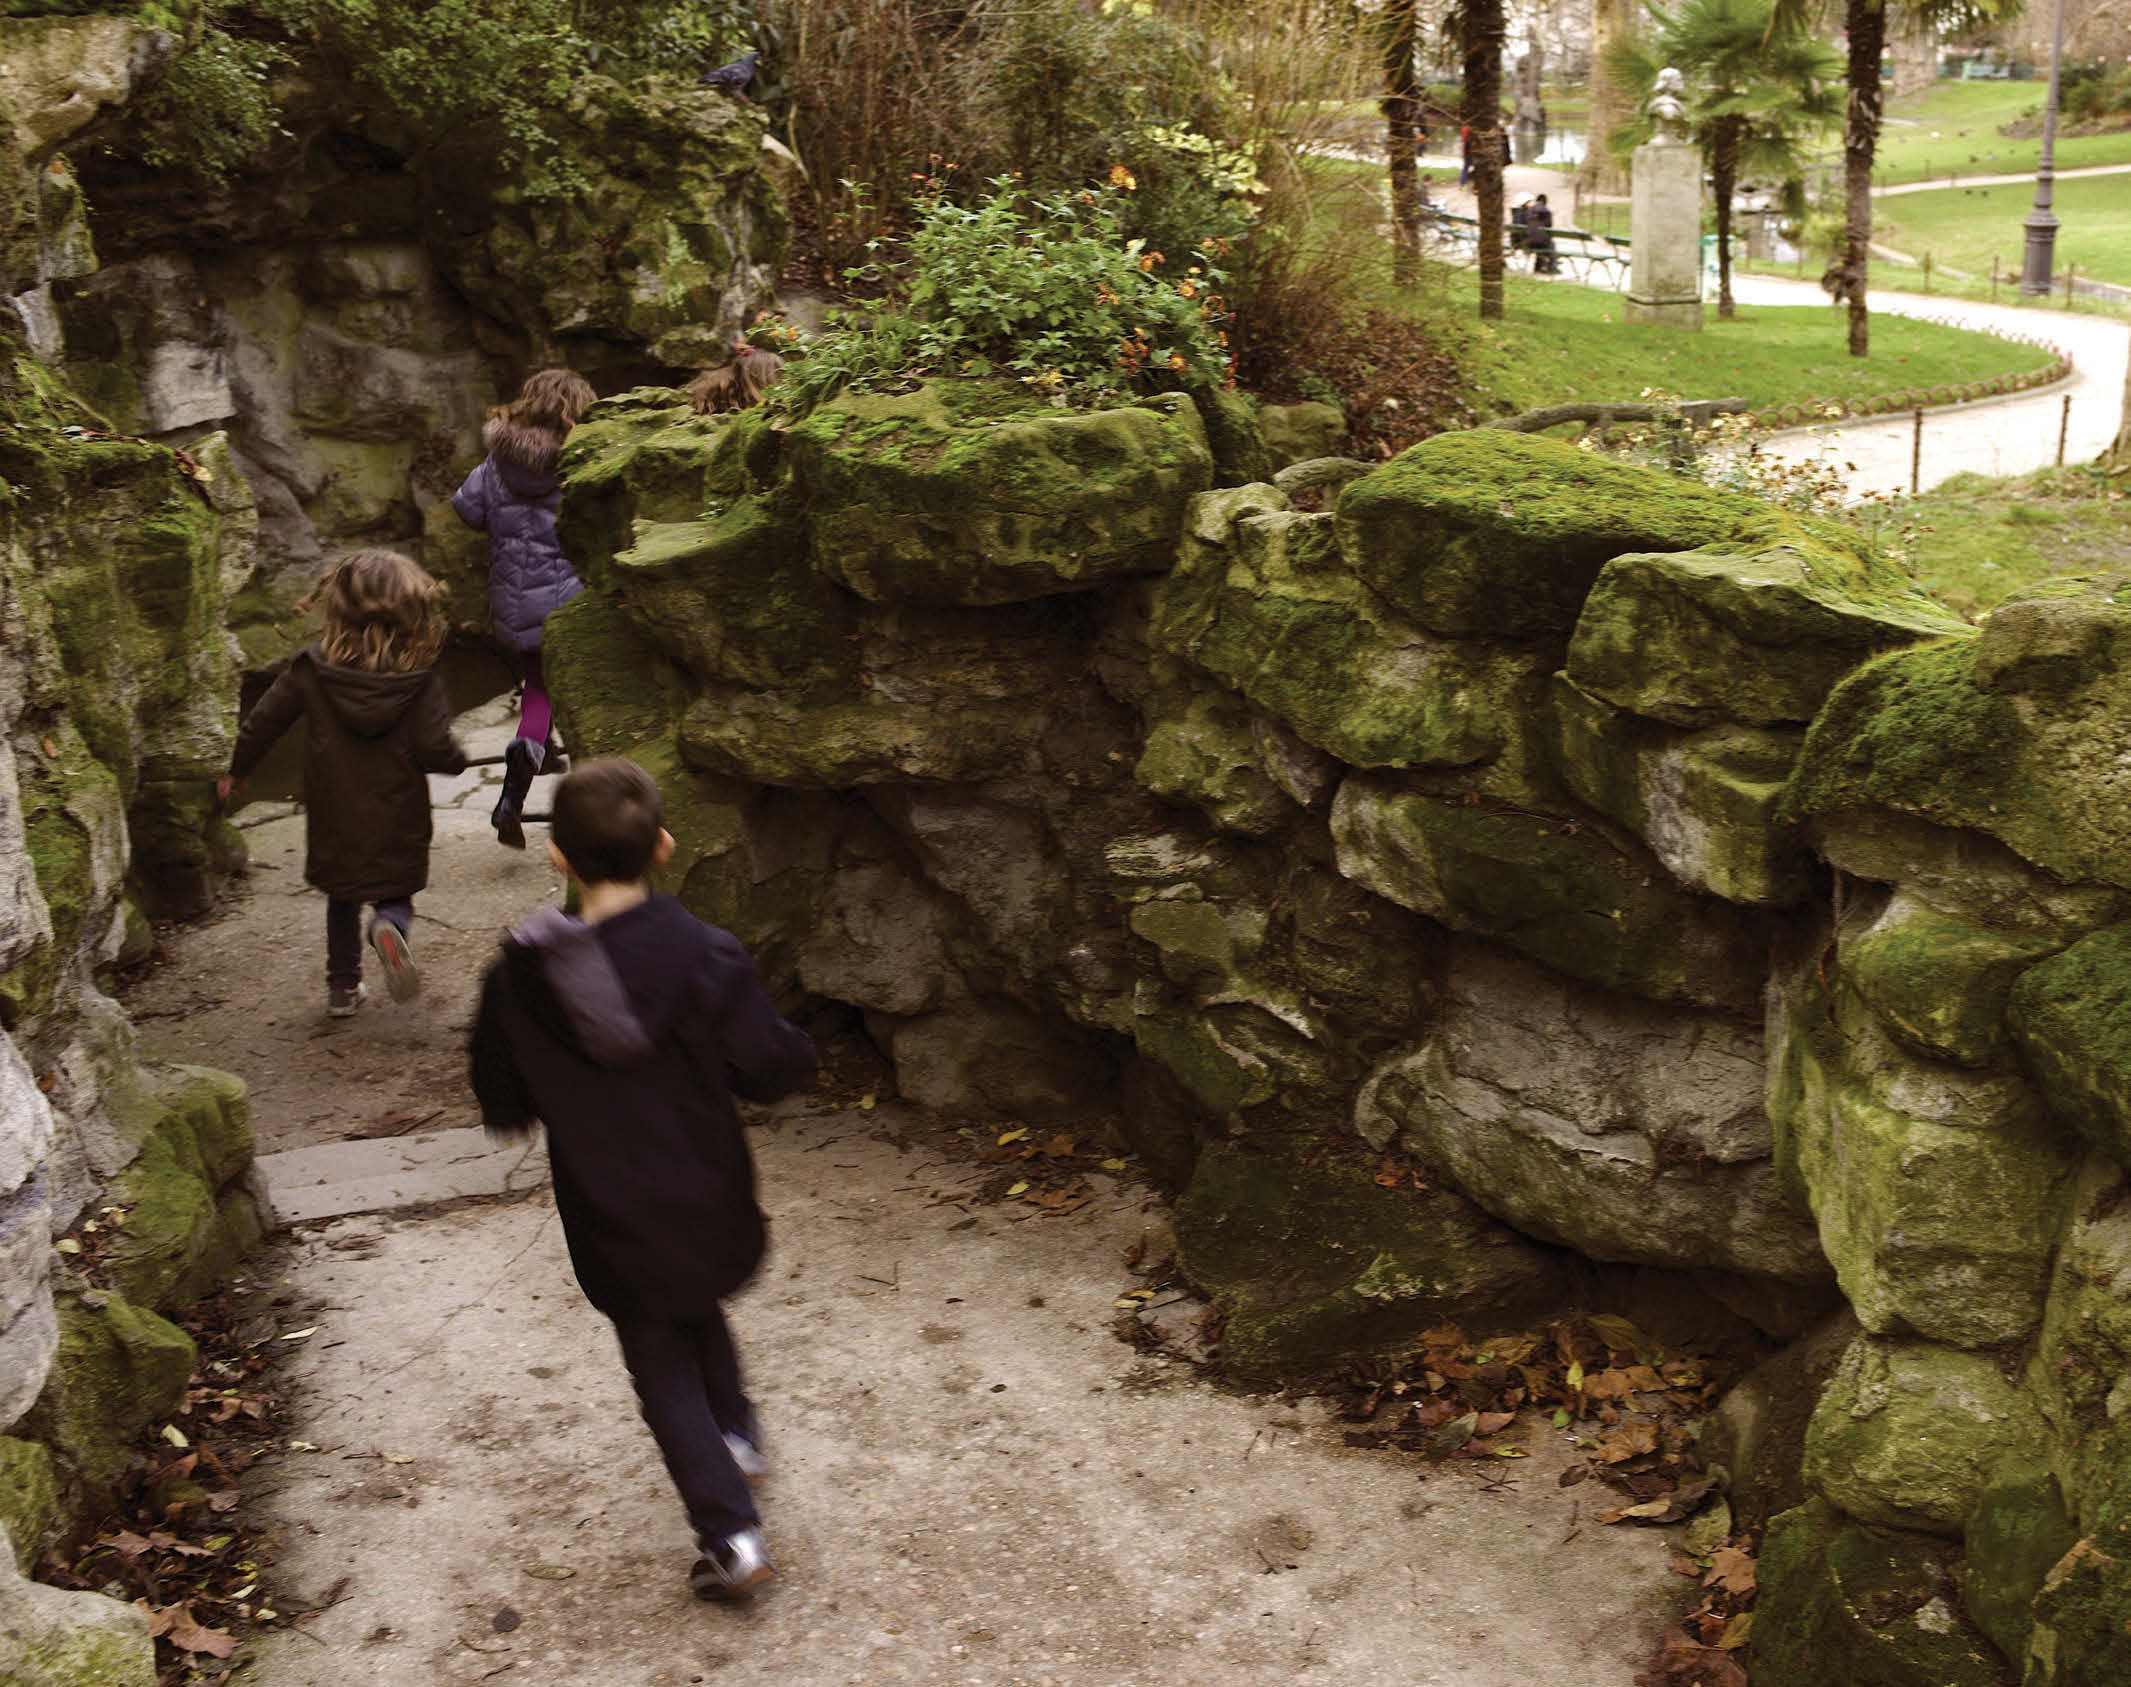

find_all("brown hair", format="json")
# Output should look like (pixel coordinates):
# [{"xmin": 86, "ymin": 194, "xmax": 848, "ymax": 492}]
[
  {"xmin": 493, "ymin": 367, "xmax": 598, "ymax": 434},
  {"xmin": 687, "ymin": 343, "xmax": 787, "ymax": 415},
  {"xmin": 309, "ymin": 549, "xmax": 445, "ymax": 674},
  {"xmin": 551, "ymin": 757, "xmax": 665, "ymax": 885}
]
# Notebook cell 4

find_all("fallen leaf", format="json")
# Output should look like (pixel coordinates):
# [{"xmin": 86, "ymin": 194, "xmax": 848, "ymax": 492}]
[
  {"xmin": 1587, "ymin": 1313, "xmax": 1651, "ymax": 1356},
  {"xmin": 1038, "ymin": 1132, "xmax": 1078, "ymax": 1158},
  {"xmin": 1427, "ymin": 1410, "xmax": 1479, "ymax": 1457},
  {"xmin": 996, "ymin": 1128, "xmax": 1029, "ymax": 1146},
  {"xmin": 858, "ymin": 1093, "xmax": 876, "ymax": 1111},
  {"xmin": 287, "ymin": 1440, "xmax": 319, "ymax": 1452},
  {"xmin": 381, "ymin": 1451, "xmax": 414, "ymax": 1465},
  {"xmin": 278, "ymin": 1326, "xmax": 318, "ymax": 1343},
  {"xmin": 1595, "ymin": 1420, "xmax": 1660, "ymax": 1464},
  {"xmin": 1704, "ymin": 1545, "xmax": 1756, "ymax": 1597},
  {"xmin": 54, "ymin": 1237, "xmax": 82, "ymax": 1255},
  {"xmin": 1005, "ymin": 1180, "xmax": 1029, "ymax": 1197},
  {"xmin": 1717, "ymin": 1613, "xmax": 1753, "ymax": 1649},
  {"xmin": 520, "ymin": 1563, "xmax": 574, "ymax": 1581},
  {"xmin": 1474, "ymin": 1411, "xmax": 1516, "ymax": 1434},
  {"xmin": 1606, "ymin": 1472, "xmax": 1717, "ymax": 1525},
  {"xmin": 161, "ymin": 1425, "xmax": 190, "ymax": 1449},
  {"xmin": 1100, "ymin": 1157, "xmax": 1130, "ymax": 1172},
  {"xmin": 139, "ymin": 1601, "xmax": 238, "ymax": 1658},
  {"xmin": 1633, "ymin": 1626, "xmax": 1748, "ymax": 1687}
]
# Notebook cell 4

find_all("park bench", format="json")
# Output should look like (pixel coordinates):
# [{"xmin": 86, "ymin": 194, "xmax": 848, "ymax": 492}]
[{"xmin": 1541, "ymin": 226, "xmax": 1631, "ymax": 288}]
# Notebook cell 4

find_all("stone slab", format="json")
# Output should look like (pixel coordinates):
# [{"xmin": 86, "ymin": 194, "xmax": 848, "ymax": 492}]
[{"xmin": 256, "ymin": 1127, "xmax": 548, "ymax": 1227}]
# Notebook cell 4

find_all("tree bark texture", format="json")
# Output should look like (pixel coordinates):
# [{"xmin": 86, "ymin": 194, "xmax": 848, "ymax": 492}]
[
  {"xmin": 1464, "ymin": 0, "xmax": 1507, "ymax": 319},
  {"xmin": 1580, "ymin": 0, "xmax": 1635, "ymax": 199},
  {"xmin": 1382, "ymin": 0, "xmax": 1424, "ymax": 286},
  {"xmin": 1839, "ymin": 0, "xmax": 1885, "ymax": 358},
  {"xmin": 1712, "ymin": 116, "xmax": 1740, "ymax": 319}
]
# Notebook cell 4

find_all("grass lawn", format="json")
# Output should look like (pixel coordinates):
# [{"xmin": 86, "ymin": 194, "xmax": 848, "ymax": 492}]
[
  {"xmin": 1459, "ymin": 274, "xmax": 2054, "ymax": 415},
  {"xmin": 1877, "ymin": 466, "xmax": 2131, "ymax": 617},
  {"xmin": 1847, "ymin": 81, "xmax": 2131, "ymax": 186},
  {"xmin": 1874, "ymin": 174, "xmax": 2131, "ymax": 287}
]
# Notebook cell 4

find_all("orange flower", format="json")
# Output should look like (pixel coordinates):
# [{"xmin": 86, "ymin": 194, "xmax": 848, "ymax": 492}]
[
  {"xmin": 1177, "ymin": 280, "xmax": 1198, "ymax": 299},
  {"xmin": 1109, "ymin": 165, "xmax": 1138, "ymax": 190},
  {"xmin": 1138, "ymin": 250, "xmax": 1165, "ymax": 271},
  {"xmin": 1168, "ymin": 352, "xmax": 1188, "ymax": 372}
]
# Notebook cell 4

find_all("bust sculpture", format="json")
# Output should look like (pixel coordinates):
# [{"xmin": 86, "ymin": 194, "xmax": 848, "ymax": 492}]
[{"xmin": 1649, "ymin": 67, "xmax": 1690, "ymax": 144}]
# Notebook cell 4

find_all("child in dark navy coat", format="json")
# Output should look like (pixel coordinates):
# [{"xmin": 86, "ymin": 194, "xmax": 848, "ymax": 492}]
[
  {"xmin": 470, "ymin": 758, "xmax": 814, "ymax": 1599},
  {"xmin": 452, "ymin": 367, "xmax": 597, "ymax": 850}
]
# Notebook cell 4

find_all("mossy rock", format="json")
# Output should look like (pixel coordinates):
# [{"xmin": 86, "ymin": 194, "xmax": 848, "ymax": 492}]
[
  {"xmin": 1333, "ymin": 429, "xmax": 1867, "ymax": 642},
  {"xmin": 2026, "ymin": 1440, "xmax": 2131, "ymax": 1686},
  {"xmin": 1132, "ymin": 665, "xmax": 1293, "ymax": 838},
  {"xmin": 0, "ymin": 1437, "xmax": 58, "ymax": 1573},
  {"xmin": 1152, "ymin": 488, "xmax": 1555, "ymax": 782},
  {"xmin": 1698, "ymin": 1313, "xmax": 1858, "ymax": 1530},
  {"xmin": 1257, "ymin": 401, "xmax": 1345, "ymax": 467},
  {"xmin": 104, "ymin": 1067, "xmax": 257, "ymax": 1312},
  {"xmin": 27, "ymin": 1286, "xmax": 194, "ymax": 1491},
  {"xmin": 2027, "ymin": 1156, "xmax": 2131, "ymax": 1473},
  {"xmin": 1566, "ymin": 543, "xmax": 1961, "ymax": 729},
  {"xmin": 1848, "ymin": 894, "xmax": 2065, "ymax": 1070},
  {"xmin": 1770, "ymin": 971, "xmax": 2080, "ymax": 1349},
  {"xmin": 1197, "ymin": 386, "xmax": 1273, "ymax": 486},
  {"xmin": 1805, "ymin": 1334, "xmax": 2046, "ymax": 1537},
  {"xmin": 1331, "ymin": 774, "xmax": 1768, "ymax": 1012},
  {"xmin": 1963, "ymin": 1464, "xmax": 2079, "ymax": 1670},
  {"xmin": 555, "ymin": 389, "xmax": 729, "ymax": 581},
  {"xmin": 784, "ymin": 386, "xmax": 1214, "ymax": 606},
  {"xmin": 1754, "ymin": 1498, "xmax": 2010, "ymax": 1687},
  {"xmin": 1173, "ymin": 1140, "xmax": 1570, "ymax": 1378},
  {"xmin": 2007, "ymin": 924, "xmax": 2131, "ymax": 1172},
  {"xmin": 0, "ymin": 1544, "xmax": 156, "ymax": 1687},
  {"xmin": 1128, "ymin": 995, "xmax": 1344, "ymax": 1129},
  {"xmin": 1551, "ymin": 674, "xmax": 1811, "ymax": 906},
  {"xmin": 1787, "ymin": 580, "xmax": 2131, "ymax": 890}
]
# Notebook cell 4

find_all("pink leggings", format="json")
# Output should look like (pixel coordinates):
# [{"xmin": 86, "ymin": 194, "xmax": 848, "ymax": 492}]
[{"xmin": 517, "ymin": 652, "xmax": 551, "ymax": 747}]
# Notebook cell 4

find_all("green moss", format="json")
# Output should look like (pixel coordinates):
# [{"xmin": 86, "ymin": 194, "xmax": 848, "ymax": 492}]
[
  {"xmin": 1173, "ymin": 1140, "xmax": 1569, "ymax": 1377},
  {"xmin": 1963, "ymin": 1464, "xmax": 2079, "ymax": 1669},
  {"xmin": 0, "ymin": 1437, "xmax": 59, "ymax": 1573},
  {"xmin": 1754, "ymin": 1498, "xmax": 2008, "ymax": 1687},
  {"xmin": 2007, "ymin": 924, "xmax": 2131, "ymax": 1171},
  {"xmin": 1132, "ymin": 669, "xmax": 1291, "ymax": 836},
  {"xmin": 1331, "ymin": 775, "xmax": 1768, "ymax": 1012},
  {"xmin": 28, "ymin": 1287, "xmax": 195, "ymax": 1491},
  {"xmin": 104, "ymin": 1068, "xmax": 258, "ymax": 1312},
  {"xmin": 1848, "ymin": 897, "xmax": 2064, "ymax": 1070},
  {"xmin": 1334, "ymin": 429, "xmax": 1876, "ymax": 642}
]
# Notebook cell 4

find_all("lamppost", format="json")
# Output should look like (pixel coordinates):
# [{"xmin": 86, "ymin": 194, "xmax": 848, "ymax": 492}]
[{"xmin": 2020, "ymin": 0, "xmax": 2068, "ymax": 295}]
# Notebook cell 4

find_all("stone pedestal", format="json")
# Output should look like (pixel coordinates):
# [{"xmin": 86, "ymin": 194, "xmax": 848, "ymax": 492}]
[{"xmin": 1625, "ymin": 138, "xmax": 1703, "ymax": 330}]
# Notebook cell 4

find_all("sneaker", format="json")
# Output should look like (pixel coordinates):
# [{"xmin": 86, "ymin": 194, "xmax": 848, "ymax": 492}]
[
  {"xmin": 690, "ymin": 1528, "xmax": 775, "ymax": 1602},
  {"xmin": 724, "ymin": 1430, "xmax": 769, "ymax": 1483},
  {"xmin": 369, "ymin": 921, "xmax": 421, "ymax": 1003},
  {"xmin": 327, "ymin": 982, "xmax": 366, "ymax": 1018}
]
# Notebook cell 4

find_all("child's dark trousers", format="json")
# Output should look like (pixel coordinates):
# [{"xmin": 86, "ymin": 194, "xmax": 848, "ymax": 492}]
[
  {"xmin": 612, "ymin": 1308, "xmax": 759, "ymax": 1549},
  {"xmin": 326, "ymin": 898, "xmax": 412, "ymax": 991}
]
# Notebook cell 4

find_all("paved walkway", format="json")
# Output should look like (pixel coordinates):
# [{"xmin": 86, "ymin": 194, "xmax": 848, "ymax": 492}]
[
  {"xmin": 1872, "ymin": 160, "xmax": 2131, "ymax": 198},
  {"xmin": 1728, "ymin": 277, "xmax": 2128, "ymax": 496}
]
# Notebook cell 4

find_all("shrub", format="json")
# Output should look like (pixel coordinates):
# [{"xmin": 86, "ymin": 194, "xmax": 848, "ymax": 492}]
[{"xmin": 776, "ymin": 174, "xmax": 1232, "ymax": 415}]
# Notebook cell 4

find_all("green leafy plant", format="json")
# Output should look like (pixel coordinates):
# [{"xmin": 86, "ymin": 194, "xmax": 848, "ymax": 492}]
[{"xmin": 777, "ymin": 174, "xmax": 1232, "ymax": 415}]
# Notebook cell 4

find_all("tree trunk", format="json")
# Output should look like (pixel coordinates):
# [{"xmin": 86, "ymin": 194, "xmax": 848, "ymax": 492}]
[
  {"xmin": 2108, "ymin": 350, "xmax": 2131, "ymax": 472},
  {"xmin": 1465, "ymin": 0, "xmax": 1508, "ymax": 318},
  {"xmin": 1580, "ymin": 0, "xmax": 1635, "ymax": 199},
  {"xmin": 1840, "ymin": 0, "xmax": 1885, "ymax": 358},
  {"xmin": 1712, "ymin": 117, "xmax": 1739, "ymax": 319},
  {"xmin": 1382, "ymin": 0, "xmax": 1424, "ymax": 286}
]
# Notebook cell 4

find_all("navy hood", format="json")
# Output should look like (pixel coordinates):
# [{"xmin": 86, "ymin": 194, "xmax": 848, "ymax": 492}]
[{"xmin": 506, "ymin": 906, "xmax": 656, "ymax": 1066}]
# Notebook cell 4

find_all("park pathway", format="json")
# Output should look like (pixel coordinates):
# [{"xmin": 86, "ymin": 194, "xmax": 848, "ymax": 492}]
[
  {"xmin": 1870, "ymin": 160, "xmax": 2131, "ymax": 197},
  {"xmin": 127, "ymin": 707, "xmax": 1692, "ymax": 1687}
]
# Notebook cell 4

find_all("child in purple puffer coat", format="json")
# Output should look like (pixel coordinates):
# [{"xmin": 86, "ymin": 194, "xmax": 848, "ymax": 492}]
[{"xmin": 452, "ymin": 367, "xmax": 598, "ymax": 848}]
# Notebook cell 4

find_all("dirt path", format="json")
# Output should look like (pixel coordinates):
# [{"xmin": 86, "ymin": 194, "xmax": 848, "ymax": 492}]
[{"xmin": 129, "ymin": 702, "xmax": 1692, "ymax": 1684}]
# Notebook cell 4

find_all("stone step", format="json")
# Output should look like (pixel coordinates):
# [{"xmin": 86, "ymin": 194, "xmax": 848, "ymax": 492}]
[{"xmin": 255, "ymin": 1128, "xmax": 547, "ymax": 1228}]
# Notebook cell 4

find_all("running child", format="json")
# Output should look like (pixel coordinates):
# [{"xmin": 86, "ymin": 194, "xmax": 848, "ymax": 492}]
[
  {"xmin": 469, "ymin": 758, "xmax": 814, "ymax": 1601},
  {"xmin": 219, "ymin": 549, "xmax": 468, "ymax": 1016},
  {"xmin": 451, "ymin": 366, "xmax": 598, "ymax": 850}
]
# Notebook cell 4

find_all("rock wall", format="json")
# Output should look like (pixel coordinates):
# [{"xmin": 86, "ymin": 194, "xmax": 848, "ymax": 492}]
[{"xmin": 550, "ymin": 381, "xmax": 2130, "ymax": 1685}]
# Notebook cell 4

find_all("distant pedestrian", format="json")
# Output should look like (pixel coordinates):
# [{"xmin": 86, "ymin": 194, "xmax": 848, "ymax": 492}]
[
  {"xmin": 452, "ymin": 366, "xmax": 598, "ymax": 851},
  {"xmin": 1459, "ymin": 123, "xmax": 1473, "ymax": 187},
  {"xmin": 1528, "ymin": 192, "xmax": 1558, "ymax": 274},
  {"xmin": 219, "ymin": 550, "xmax": 468, "ymax": 1017},
  {"xmin": 470, "ymin": 758, "xmax": 816, "ymax": 1603}
]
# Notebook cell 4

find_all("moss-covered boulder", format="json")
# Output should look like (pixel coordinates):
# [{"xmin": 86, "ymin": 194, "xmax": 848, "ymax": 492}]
[
  {"xmin": 1698, "ymin": 1313, "xmax": 1858, "ymax": 1529},
  {"xmin": 1132, "ymin": 665, "xmax": 1295, "ymax": 837},
  {"xmin": 2007, "ymin": 924, "xmax": 2131, "ymax": 1171},
  {"xmin": 1551, "ymin": 674, "xmax": 1811, "ymax": 906},
  {"xmin": 783, "ymin": 387, "xmax": 1214, "ymax": 606},
  {"xmin": 25, "ymin": 1284, "xmax": 193, "ymax": 1491},
  {"xmin": 2026, "ymin": 1445, "xmax": 2131, "ymax": 1687},
  {"xmin": 1962, "ymin": 1464, "xmax": 2079, "ymax": 1669},
  {"xmin": 1331, "ymin": 774, "xmax": 1768, "ymax": 1012},
  {"xmin": 420, "ymin": 76, "xmax": 786, "ymax": 371},
  {"xmin": 1151, "ymin": 488, "xmax": 1555, "ymax": 785},
  {"xmin": 1805, "ymin": 1334, "xmax": 2045, "ymax": 1536},
  {"xmin": 1173, "ymin": 1140, "xmax": 1570, "ymax": 1376},
  {"xmin": 1851, "ymin": 893, "xmax": 2064, "ymax": 1070},
  {"xmin": 1566, "ymin": 543, "xmax": 1961, "ymax": 729},
  {"xmin": 1333, "ymin": 429, "xmax": 1863, "ymax": 642},
  {"xmin": 1257, "ymin": 401, "xmax": 1344, "ymax": 467},
  {"xmin": 0, "ymin": 1530, "xmax": 156, "ymax": 1687},
  {"xmin": 1770, "ymin": 968, "xmax": 2080, "ymax": 1348},
  {"xmin": 1754, "ymin": 1498, "xmax": 2009, "ymax": 1687},
  {"xmin": 103, "ymin": 1067, "xmax": 258, "ymax": 1312},
  {"xmin": 0, "ymin": 1436, "xmax": 58, "ymax": 1573},
  {"xmin": 2026, "ymin": 1157, "xmax": 2131, "ymax": 1484},
  {"xmin": 1356, "ymin": 939, "xmax": 1825, "ymax": 1279},
  {"xmin": 1788, "ymin": 580, "xmax": 2131, "ymax": 890}
]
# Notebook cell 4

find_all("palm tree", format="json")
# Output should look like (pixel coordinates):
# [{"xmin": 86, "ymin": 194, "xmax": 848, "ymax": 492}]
[
  {"xmin": 1456, "ymin": 0, "xmax": 1508, "ymax": 318},
  {"xmin": 1379, "ymin": 0, "xmax": 1426, "ymax": 285},
  {"xmin": 1772, "ymin": 0, "xmax": 2019, "ymax": 356},
  {"xmin": 1608, "ymin": 0, "xmax": 1842, "ymax": 318}
]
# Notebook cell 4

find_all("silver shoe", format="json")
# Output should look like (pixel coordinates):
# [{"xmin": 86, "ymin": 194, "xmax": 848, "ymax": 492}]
[
  {"xmin": 724, "ymin": 1430, "xmax": 769, "ymax": 1482},
  {"xmin": 690, "ymin": 1528, "xmax": 775, "ymax": 1601}
]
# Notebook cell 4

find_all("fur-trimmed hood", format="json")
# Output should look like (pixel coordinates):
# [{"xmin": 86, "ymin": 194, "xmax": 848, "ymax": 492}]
[{"xmin": 482, "ymin": 415, "xmax": 564, "ymax": 494}]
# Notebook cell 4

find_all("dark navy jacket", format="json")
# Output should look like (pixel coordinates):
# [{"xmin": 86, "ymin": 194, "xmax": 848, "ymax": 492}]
[
  {"xmin": 451, "ymin": 416, "xmax": 584, "ymax": 652},
  {"xmin": 470, "ymin": 894, "xmax": 815, "ymax": 1320}
]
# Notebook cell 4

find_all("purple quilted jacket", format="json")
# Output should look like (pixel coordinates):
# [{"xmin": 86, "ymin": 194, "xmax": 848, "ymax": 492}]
[{"xmin": 452, "ymin": 416, "xmax": 584, "ymax": 652}]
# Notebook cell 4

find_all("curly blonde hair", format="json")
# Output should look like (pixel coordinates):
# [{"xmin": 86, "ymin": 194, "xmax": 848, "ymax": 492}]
[
  {"xmin": 310, "ymin": 549, "xmax": 446, "ymax": 674},
  {"xmin": 491, "ymin": 366, "xmax": 597, "ymax": 434}
]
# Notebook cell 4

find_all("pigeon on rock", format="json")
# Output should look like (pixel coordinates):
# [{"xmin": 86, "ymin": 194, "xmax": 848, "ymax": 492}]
[{"xmin": 700, "ymin": 48, "xmax": 759, "ymax": 93}]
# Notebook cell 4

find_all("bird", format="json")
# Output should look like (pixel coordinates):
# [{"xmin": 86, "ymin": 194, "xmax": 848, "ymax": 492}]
[
  {"xmin": 700, "ymin": 48, "xmax": 759, "ymax": 94},
  {"xmin": 688, "ymin": 339, "xmax": 786, "ymax": 414}
]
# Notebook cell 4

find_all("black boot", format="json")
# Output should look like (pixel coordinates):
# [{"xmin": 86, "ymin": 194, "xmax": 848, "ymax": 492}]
[{"xmin": 491, "ymin": 737, "xmax": 542, "ymax": 850}]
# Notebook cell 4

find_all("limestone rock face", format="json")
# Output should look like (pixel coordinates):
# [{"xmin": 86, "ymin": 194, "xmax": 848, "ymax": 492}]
[
  {"xmin": 2007, "ymin": 923, "xmax": 2131, "ymax": 1171},
  {"xmin": 0, "ymin": 1522, "xmax": 156, "ymax": 1687},
  {"xmin": 1355, "ymin": 940, "xmax": 1825, "ymax": 1280}
]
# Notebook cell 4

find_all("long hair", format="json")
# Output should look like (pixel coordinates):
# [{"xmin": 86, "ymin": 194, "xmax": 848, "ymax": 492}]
[
  {"xmin": 310, "ymin": 549, "xmax": 445, "ymax": 674},
  {"xmin": 491, "ymin": 367, "xmax": 597, "ymax": 434}
]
